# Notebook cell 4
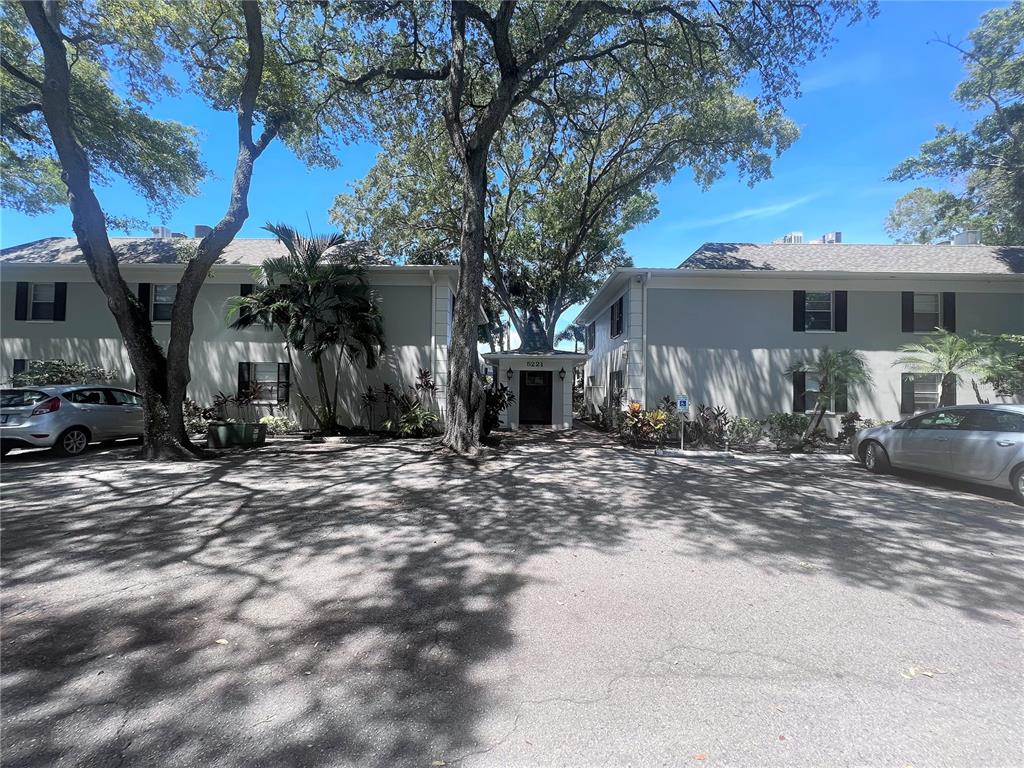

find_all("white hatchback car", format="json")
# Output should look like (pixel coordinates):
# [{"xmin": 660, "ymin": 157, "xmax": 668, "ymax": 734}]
[
  {"xmin": 0, "ymin": 385, "xmax": 144, "ymax": 457},
  {"xmin": 851, "ymin": 404, "xmax": 1024, "ymax": 504}
]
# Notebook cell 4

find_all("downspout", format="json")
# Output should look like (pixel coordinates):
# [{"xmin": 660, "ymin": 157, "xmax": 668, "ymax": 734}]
[
  {"xmin": 428, "ymin": 268, "xmax": 436, "ymax": 394},
  {"xmin": 642, "ymin": 271, "xmax": 650, "ymax": 409}
]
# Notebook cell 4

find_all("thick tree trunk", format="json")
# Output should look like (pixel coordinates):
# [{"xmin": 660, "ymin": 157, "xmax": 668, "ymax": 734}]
[
  {"xmin": 24, "ymin": 0, "xmax": 273, "ymax": 459},
  {"xmin": 940, "ymin": 372, "xmax": 957, "ymax": 406},
  {"xmin": 23, "ymin": 1, "xmax": 194, "ymax": 459},
  {"xmin": 442, "ymin": 148, "xmax": 488, "ymax": 453},
  {"xmin": 803, "ymin": 402, "xmax": 827, "ymax": 443}
]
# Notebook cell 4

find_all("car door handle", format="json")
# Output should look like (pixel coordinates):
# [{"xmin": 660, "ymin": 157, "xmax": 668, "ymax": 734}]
[{"xmin": 997, "ymin": 440, "xmax": 1016, "ymax": 447}]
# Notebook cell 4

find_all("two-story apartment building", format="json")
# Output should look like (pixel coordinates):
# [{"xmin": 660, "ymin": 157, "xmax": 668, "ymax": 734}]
[
  {"xmin": 576, "ymin": 241, "xmax": 1024, "ymax": 429},
  {"xmin": 0, "ymin": 236, "xmax": 457, "ymax": 428}
]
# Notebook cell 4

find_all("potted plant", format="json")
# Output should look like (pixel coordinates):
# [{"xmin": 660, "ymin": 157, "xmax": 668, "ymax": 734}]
[{"xmin": 206, "ymin": 387, "xmax": 268, "ymax": 448}]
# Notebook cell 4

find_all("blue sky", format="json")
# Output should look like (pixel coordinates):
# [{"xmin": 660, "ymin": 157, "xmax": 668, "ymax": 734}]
[{"xmin": 1, "ymin": 2, "xmax": 997, "ymax": 270}]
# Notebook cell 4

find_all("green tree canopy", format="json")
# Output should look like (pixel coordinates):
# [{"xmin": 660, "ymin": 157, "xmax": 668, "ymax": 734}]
[
  {"xmin": 333, "ymin": 42, "xmax": 798, "ymax": 347},
  {"xmin": 12, "ymin": 0, "xmax": 361, "ymax": 458},
  {"xmin": 886, "ymin": 1, "xmax": 1024, "ymax": 245},
  {"xmin": 0, "ymin": 6, "xmax": 204, "ymax": 217}
]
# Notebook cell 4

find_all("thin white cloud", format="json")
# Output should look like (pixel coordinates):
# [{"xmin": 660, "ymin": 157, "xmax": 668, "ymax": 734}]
[
  {"xmin": 801, "ymin": 52, "xmax": 885, "ymax": 94},
  {"xmin": 670, "ymin": 192, "xmax": 821, "ymax": 231}
]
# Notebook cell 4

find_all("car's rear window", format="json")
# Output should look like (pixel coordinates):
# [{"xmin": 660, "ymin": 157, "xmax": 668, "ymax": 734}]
[{"xmin": 0, "ymin": 389, "xmax": 50, "ymax": 407}]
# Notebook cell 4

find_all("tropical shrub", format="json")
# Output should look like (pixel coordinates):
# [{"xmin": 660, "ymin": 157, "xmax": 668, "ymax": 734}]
[
  {"xmin": 787, "ymin": 347, "xmax": 872, "ymax": 440},
  {"xmin": 682, "ymin": 403, "xmax": 733, "ymax": 449},
  {"xmin": 183, "ymin": 399, "xmax": 215, "ymax": 435},
  {"xmin": 260, "ymin": 414, "xmax": 300, "ymax": 435},
  {"xmin": 728, "ymin": 417, "xmax": 763, "ymax": 448},
  {"xmin": 360, "ymin": 385, "xmax": 378, "ymax": 430},
  {"xmin": 384, "ymin": 401, "xmax": 439, "ymax": 438},
  {"xmin": 598, "ymin": 387, "xmax": 626, "ymax": 432},
  {"xmin": 211, "ymin": 389, "xmax": 262, "ymax": 423},
  {"xmin": 481, "ymin": 383, "xmax": 516, "ymax": 438},
  {"xmin": 229, "ymin": 223, "xmax": 387, "ymax": 435},
  {"xmin": 894, "ymin": 329, "xmax": 984, "ymax": 405},
  {"xmin": 975, "ymin": 333, "xmax": 1024, "ymax": 398},
  {"xmin": 764, "ymin": 412, "xmax": 811, "ymax": 450},
  {"xmin": 620, "ymin": 401, "xmax": 670, "ymax": 447},
  {"xmin": 9, "ymin": 359, "xmax": 115, "ymax": 387}
]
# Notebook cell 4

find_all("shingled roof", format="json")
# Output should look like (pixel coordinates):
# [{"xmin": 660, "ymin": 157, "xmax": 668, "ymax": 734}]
[
  {"xmin": 681, "ymin": 242, "xmax": 1024, "ymax": 274},
  {"xmin": 0, "ymin": 237, "xmax": 389, "ymax": 266}
]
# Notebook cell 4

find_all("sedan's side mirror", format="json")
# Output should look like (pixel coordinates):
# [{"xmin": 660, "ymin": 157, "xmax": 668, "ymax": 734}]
[{"xmin": 891, "ymin": 422, "xmax": 905, "ymax": 430}]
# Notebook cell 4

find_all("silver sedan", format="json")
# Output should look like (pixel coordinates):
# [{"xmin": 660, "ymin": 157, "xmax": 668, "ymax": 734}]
[
  {"xmin": 0, "ymin": 385, "xmax": 144, "ymax": 457},
  {"xmin": 851, "ymin": 404, "xmax": 1024, "ymax": 504}
]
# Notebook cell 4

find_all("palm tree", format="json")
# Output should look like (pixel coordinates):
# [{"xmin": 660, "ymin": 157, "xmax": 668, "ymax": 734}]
[
  {"xmin": 556, "ymin": 322, "xmax": 586, "ymax": 354},
  {"xmin": 893, "ymin": 329, "xmax": 986, "ymax": 406},
  {"xmin": 230, "ymin": 223, "xmax": 386, "ymax": 434},
  {"xmin": 786, "ymin": 347, "xmax": 873, "ymax": 441}
]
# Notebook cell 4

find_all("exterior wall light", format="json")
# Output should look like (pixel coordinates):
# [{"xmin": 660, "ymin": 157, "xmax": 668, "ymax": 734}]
[
  {"xmin": 558, "ymin": 367, "xmax": 566, "ymax": 381},
  {"xmin": 506, "ymin": 367, "xmax": 514, "ymax": 381}
]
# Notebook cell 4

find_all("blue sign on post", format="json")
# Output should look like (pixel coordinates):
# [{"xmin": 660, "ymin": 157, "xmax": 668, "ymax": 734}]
[{"xmin": 676, "ymin": 395, "xmax": 689, "ymax": 450}]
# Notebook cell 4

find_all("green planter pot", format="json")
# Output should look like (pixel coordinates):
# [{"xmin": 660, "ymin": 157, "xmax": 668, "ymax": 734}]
[{"xmin": 206, "ymin": 422, "xmax": 268, "ymax": 449}]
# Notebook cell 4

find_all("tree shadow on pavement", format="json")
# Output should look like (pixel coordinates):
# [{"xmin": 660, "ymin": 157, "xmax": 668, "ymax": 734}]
[{"xmin": 1, "ymin": 427, "xmax": 1021, "ymax": 766}]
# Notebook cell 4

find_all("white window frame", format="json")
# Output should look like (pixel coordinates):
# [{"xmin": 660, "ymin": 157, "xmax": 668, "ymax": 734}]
[
  {"xmin": 29, "ymin": 282, "xmax": 56, "ymax": 323},
  {"xmin": 250, "ymin": 362, "xmax": 282, "ymax": 404},
  {"xmin": 804, "ymin": 291, "xmax": 834, "ymax": 333},
  {"xmin": 912, "ymin": 373, "xmax": 942, "ymax": 412},
  {"xmin": 805, "ymin": 373, "xmax": 825, "ymax": 413},
  {"xmin": 804, "ymin": 374, "xmax": 850, "ymax": 414},
  {"xmin": 151, "ymin": 284, "xmax": 177, "ymax": 323},
  {"xmin": 912, "ymin": 292, "xmax": 942, "ymax": 334}
]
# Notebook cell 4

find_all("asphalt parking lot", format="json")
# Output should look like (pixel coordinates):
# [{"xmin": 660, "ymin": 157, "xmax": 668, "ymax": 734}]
[{"xmin": 2, "ymin": 428, "xmax": 1021, "ymax": 767}]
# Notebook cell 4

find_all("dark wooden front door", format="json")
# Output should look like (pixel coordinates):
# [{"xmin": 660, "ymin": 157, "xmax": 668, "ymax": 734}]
[{"xmin": 519, "ymin": 370, "xmax": 553, "ymax": 425}]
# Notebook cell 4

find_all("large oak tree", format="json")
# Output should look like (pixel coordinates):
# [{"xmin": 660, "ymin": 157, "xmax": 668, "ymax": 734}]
[
  {"xmin": 322, "ymin": 0, "xmax": 872, "ymax": 452},
  {"xmin": 886, "ymin": 1, "xmax": 1023, "ymax": 245},
  {"xmin": 332, "ymin": 45, "xmax": 798, "ymax": 348},
  {"xmin": 9, "ymin": 0, "xmax": 348, "ymax": 457}
]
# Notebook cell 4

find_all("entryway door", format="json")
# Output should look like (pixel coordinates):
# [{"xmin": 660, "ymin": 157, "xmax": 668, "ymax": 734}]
[{"xmin": 519, "ymin": 371, "xmax": 553, "ymax": 425}]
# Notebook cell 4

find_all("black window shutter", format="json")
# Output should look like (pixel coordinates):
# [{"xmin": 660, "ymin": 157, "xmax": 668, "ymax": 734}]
[
  {"xmin": 834, "ymin": 290, "xmax": 848, "ymax": 332},
  {"xmin": 138, "ymin": 283, "xmax": 151, "ymax": 317},
  {"xmin": 792, "ymin": 291, "xmax": 806, "ymax": 332},
  {"xmin": 834, "ymin": 379, "xmax": 849, "ymax": 413},
  {"xmin": 53, "ymin": 282, "xmax": 67, "ymax": 321},
  {"xmin": 941, "ymin": 292, "xmax": 956, "ymax": 332},
  {"xmin": 14, "ymin": 282, "xmax": 28, "ymax": 321},
  {"xmin": 792, "ymin": 371, "xmax": 806, "ymax": 413},
  {"xmin": 240, "ymin": 283, "xmax": 253, "ymax": 322},
  {"xmin": 901, "ymin": 292, "xmax": 914, "ymax": 333},
  {"xmin": 900, "ymin": 373, "xmax": 915, "ymax": 414},
  {"xmin": 12, "ymin": 358, "xmax": 27, "ymax": 375},
  {"xmin": 276, "ymin": 362, "xmax": 290, "ymax": 405},
  {"xmin": 238, "ymin": 362, "xmax": 252, "ymax": 398}
]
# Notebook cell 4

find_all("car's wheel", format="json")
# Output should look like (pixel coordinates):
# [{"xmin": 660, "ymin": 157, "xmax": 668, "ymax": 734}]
[
  {"xmin": 1012, "ymin": 466, "xmax": 1024, "ymax": 505},
  {"xmin": 862, "ymin": 440, "xmax": 890, "ymax": 474},
  {"xmin": 54, "ymin": 427, "xmax": 90, "ymax": 457}
]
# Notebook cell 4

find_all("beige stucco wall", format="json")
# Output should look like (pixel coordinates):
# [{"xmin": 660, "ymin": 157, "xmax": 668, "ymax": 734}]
[
  {"xmin": 644, "ymin": 284, "xmax": 1024, "ymax": 426},
  {"xmin": 0, "ymin": 263, "xmax": 455, "ymax": 429}
]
